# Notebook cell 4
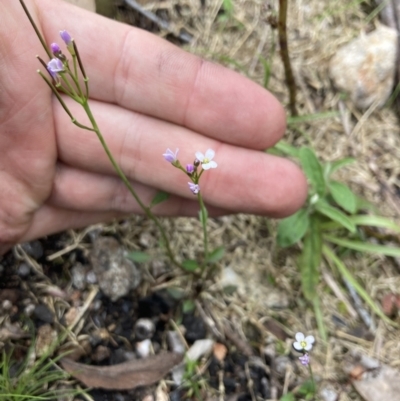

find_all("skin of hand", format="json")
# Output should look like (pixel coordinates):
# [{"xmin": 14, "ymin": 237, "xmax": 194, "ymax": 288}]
[{"xmin": 0, "ymin": 0, "xmax": 307, "ymax": 255}]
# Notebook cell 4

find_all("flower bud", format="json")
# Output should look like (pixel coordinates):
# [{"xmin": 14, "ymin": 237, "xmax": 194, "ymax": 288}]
[
  {"xmin": 186, "ymin": 164, "xmax": 195, "ymax": 174},
  {"xmin": 194, "ymin": 159, "xmax": 200, "ymax": 167},
  {"xmin": 50, "ymin": 42, "xmax": 61, "ymax": 54}
]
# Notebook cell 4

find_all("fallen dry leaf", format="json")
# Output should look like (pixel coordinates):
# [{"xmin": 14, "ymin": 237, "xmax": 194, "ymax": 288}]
[{"xmin": 61, "ymin": 352, "xmax": 183, "ymax": 390}]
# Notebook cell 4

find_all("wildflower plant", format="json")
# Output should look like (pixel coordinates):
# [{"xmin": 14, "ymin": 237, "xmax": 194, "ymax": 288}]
[
  {"xmin": 271, "ymin": 142, "xmax": 400, "ymax": 339},
  {"xmin": 20, "ymin": 0, "xmax": 224, "ymax": 278}
]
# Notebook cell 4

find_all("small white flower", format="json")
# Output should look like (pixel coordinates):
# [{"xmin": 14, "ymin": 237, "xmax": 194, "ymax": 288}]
[
  {"xmin": 195, "ymin": 149, "xmax": 217, "ymax": 170},
  {"xmin": 293, "ymin": 332, "xmax": 315, "ymax": 352}
]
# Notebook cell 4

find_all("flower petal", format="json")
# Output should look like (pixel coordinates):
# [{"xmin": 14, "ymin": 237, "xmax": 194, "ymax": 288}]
[
  {"xmin": 305, "ymin": 335, "xmax": 315, "ymax": 344},
  {"xmin": 304, "ymin": 343, "xmax": 313, "ymax": 351},
  {"xmin": 293, "ymin": 342, "xmax": 303, "ymax": 351},
  {"xmin": 295, "ymin": 332, "xmax": 305, "ymax": 342},
  {"xmin": 208, "ymin": 161, "xmax": 218, "ymax": 169},
  {"xmin": 205, "ymin": 149, "xmax": 215, "ymax": 160},
  {"xmin": 195, "ymin": 151, "xmax": 205, "ymax": 161},
  {"xmin": 202, "ymin": 163, "xmax": 211, "ymax": 170}
]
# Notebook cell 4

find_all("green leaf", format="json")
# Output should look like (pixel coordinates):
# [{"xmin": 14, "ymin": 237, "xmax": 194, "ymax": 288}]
[
  {"xmin": 315, "ymin": 199, "xmax": 356, "ymax": 233},
  {"xmin": 328, "ymin": 181, "xmax": 357, "ymax": 214},
  {"xmin": 298, "ymin": 217, "xmax": 322, "ymax": 301},
  {"xmin": 126, "ymin": 251, "xmax": 151, "ymax": 263},
  {"xmin": 271, "ymin": 141, "xmax": 300, "ymax": 158},
  {"xmin": 149, "ymin": 191, "xmax": 170, "ymax": 208},
  {"xmin": 328, "ymin": 157, "xmax": 356, "ymax": 175},
  {"xmin": 312, "ymin": 297, "xmax": 327, "ymax": 341},
  {"xmin": 349, "ymin": 215, "xmax": 400, "ymax": 233},
  {"xmin": 182, "ymin": 259, "xmax": 200, "ymax": 272},
  {"xmin": 299, "ymin": 147, "xmax": 326, "ymax": 196},
  {"xmin": 323, "ymin": 245, "xmax": 395, "ymax": 325},
  {"xmin": 182, "ymin": 299, "xmax": 195, "ymax": 314},
  {"xmin": 277, "ymin": 208, "xmax": 310, "ymax": 247},
  {"xmin": 324, "ymin": 235, "xmax": 400, "ymax": 258},
  {"xmin": 280, "ymin": 394, "xmax": 295, "ymax": 401},
  {"xmin": 287, "ymin": 111, "xmax": 339, "ymax": 125},
  {"xmin": 207, "ymin": 246, "xmax": 225, "ymax": 263}
]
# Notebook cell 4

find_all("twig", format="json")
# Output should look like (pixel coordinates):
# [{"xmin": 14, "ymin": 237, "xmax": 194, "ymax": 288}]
[
  {"xmin": 278, "ymin": 0, "xmax": 297, "ymax": 116},
  {"xmin": 344, "ymin": 279, "xmax": 376, "ymax": 332},
  {"xmin": 124, "ymin": 0, "xmax": 192, "ymax": 43}
]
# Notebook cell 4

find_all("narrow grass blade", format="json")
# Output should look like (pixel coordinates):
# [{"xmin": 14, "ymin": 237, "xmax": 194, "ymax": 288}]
[
  {"xmin": 287, "ymin": 111, "xmax": 339, "ymax": 125},
  {"xmin": 298, "ymin": 217, "xmax": 322, "ymax": 302},
  {"xmin": 323, "ymin": 245, "xmax": 395, "ymax": 325},
  {"xmin": 315, "ymin": 200, "xmax": 356, "ymax": 233},
  {"xmin": 313, "ymin": 296, "xmax": 327, "ymax": 341},
  {"xmin": 324, "ymin": 235, "xmax": 400, "ymax": 257}
]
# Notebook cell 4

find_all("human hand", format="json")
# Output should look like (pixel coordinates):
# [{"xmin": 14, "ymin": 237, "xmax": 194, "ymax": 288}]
[{"xmin": 0, "ymin": 0, "xmax": 307, "ymax": 255}]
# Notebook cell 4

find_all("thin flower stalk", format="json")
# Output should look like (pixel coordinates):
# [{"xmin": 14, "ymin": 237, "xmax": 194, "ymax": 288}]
[{"xmin": 20, "ymin": 0, "xmax": 183, "ymax": 271}]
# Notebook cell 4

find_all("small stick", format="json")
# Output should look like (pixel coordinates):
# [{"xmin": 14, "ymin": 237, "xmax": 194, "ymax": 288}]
[
  {"xmin": 278, "ymin": 0, "xmax": 297, "ymax": 116},
  {"xmin": 124, "ymin": 0, "xmax": 192, "ymax": 43},
  {"xmin": 344, "ymin": 279, "xmax": 376, "ymax": 332}
]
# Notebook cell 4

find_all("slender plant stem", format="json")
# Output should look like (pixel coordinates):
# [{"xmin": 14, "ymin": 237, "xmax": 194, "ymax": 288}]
[
  {"xmin": 82, "ymin": 102, "xmax": 183, "ymax": 270},
  {"xmin": 278, "ymin": 0, "xmax": 297, "ymax": 116},
  {"xmin": 308, "ymin": 362, "xmax": 316, "ymax": 396},
  {"xmin": 197, "ymin": 193, "xmax": 209, "ymax": 269}
]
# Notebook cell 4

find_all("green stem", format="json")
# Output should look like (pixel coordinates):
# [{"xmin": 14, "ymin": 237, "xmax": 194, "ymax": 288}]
[
  {"xmin": 308, "ymin": 361, "xmax": 316, "ymax": 396},
  {"xmin": 82, "ymin": 101, "xmax": 183, "ymax": 270},
  {"xmin": 197, "ymin": 192, "xmax": 209, "ymax": 270}
]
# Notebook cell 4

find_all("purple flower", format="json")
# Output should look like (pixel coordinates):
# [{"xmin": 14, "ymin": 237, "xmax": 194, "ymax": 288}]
[
  {"xmin": 50, "ymin": 42, "xmax": 61, "ymax": 54},
  {"xmin": 60, "ymin": 30, "xmax": 72, "ymax": 45},
  {"xmin": 163, "ymin": 148, "xmax": 179, "ymax": 163},
  {"xmin": 188, "ymin": 182, "xmax": 200, "ymax": 194},
  {"xmin": 299, "ymin": 353, "xmax": 310, "ymax": 366},
  {"xmin": 47, "ymin": 58, "xmax": 64, "ymax": 79},
  {"xmin": 186, "ymin": 164, "xmax": 195, "ymax": 174}
]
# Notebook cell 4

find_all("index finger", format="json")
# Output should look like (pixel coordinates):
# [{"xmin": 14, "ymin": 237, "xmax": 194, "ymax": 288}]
[{"xmin": 37, "ymin": 0, "xmax": 286, "ymax": 149}]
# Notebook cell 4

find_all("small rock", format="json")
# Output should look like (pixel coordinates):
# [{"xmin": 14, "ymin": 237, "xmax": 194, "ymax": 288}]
[
  {"xmin": 134, "ymin": 318, "xmax": 155, "ymax": 341},
  {"xmin": 71, "ymin": 264, "xmax": 87, "ymax": 290},
  {"xmin": 187, "ymin": 339, "xmax": 214, "ymax": 361},
  {"xmin": 33, "ymin": 304, "xmax": 54, "ymax": 324},
  {"xmin": 2, "ymin": 300, "xmax": 12, "ymax": 310},
  {"xmin": 35, "ymin": 324, "xmax": 57, "ymax": 356},
  {"xmin": 213, "ymin": 343, "xmax": 228, "ymax": 362},
  {"xmin": 89, "ymin": 237, "xmax": 141, "ymax": 302},
  {"xmin": 167, "ymin": 331, "xmax": 186, "ymax": 355},
  {"xmin": 24, "ymin": 303, "xmax": 35, "ymax": 317},
  {"xmin": 329, "ymin": 25, "xmax": 397, "ymax": 109},
  {"xmin": 136, "ymin": 339, "xmax": 152, "ymax": 358},
  {"xmin": 320, "ymin": 385, "xmax": 338, "ymax": 401},
  {"xmin": 86, "ymin": 270, "xmax": 97, "ymax": 284},
  {"xmin": 17, "ymin": 263, "xmax": 31, "ymax": 278},
  {"xmin": 219, "ymin": 266, "xmax": 242, "ymax": 294}
]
